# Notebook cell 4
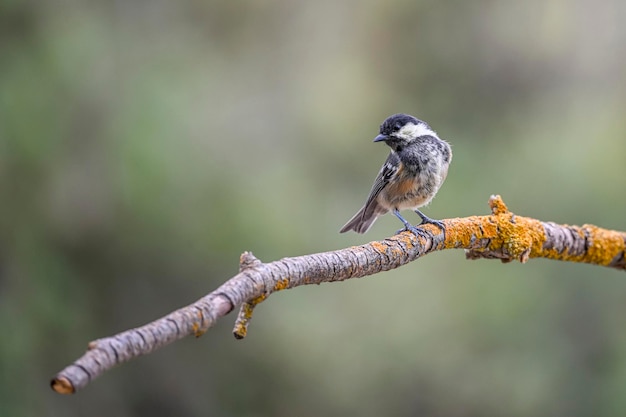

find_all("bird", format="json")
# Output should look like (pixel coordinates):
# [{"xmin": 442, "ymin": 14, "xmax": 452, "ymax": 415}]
[{"xmin": 340, "ymin": 113, "xmax": 452, "ymax": 237}]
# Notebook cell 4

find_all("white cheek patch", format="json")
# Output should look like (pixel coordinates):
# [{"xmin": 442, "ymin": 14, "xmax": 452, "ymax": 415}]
[{"xmin": 397, "ymin": 123, "xmax": 439, "ymax": 140}]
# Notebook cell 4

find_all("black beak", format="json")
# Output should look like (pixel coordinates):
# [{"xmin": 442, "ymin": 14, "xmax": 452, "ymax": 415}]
[{"xmin": 373, "ymin": 134, "xmax": 387, "ymax": 143}]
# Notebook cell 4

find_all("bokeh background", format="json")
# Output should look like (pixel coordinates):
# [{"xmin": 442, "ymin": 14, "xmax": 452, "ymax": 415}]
[{"xmin": 2, "ymin": 0, "xmax": 626, "ymax": 416}]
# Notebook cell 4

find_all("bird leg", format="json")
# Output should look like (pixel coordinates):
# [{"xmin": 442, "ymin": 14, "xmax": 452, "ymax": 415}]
[
  {"xmin": 414, "ymin": 209, "xmax": 446, "ymax": 233},
  {"xmin": 393, "ymin": 209, "xmax": 430, "ymax": 239}
]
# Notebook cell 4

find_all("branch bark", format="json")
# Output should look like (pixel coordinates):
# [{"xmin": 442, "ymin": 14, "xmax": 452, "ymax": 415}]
[{"xmin": 50, "ymin": 195, "xmax": 626, "ymax": 394}]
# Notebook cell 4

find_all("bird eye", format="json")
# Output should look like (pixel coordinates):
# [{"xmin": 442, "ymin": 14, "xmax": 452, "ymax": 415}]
[{"xmin": 394, "ymin": 122, "xmax": 403, "ymax": 131}]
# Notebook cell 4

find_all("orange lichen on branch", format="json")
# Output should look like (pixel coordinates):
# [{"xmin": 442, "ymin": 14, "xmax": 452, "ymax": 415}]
[
  {"xmin": 538, "ymin": 224, "xmax": 625, "ymax": 266},
  {"xmin": 232, "ymin": 302, "xmax": 255, "ymax": 339},
  {"xmin": 492, "ymin": 214, "xmax": 545, "ymax": 263},
  {"xmin": 191, "ymin": 310, "xmax": 207, "ymax": 337},
  {"xmin": 395, "ymin": 231, "xmax": 424, "ymax": 247},
  {"xmin": 51, "ymin": 377, "xmax": 74, "ymax": 395},
  {"xmin": 489, "ymin": 194, "xmax": 509, "ymax": 215},
  {"xmin": 582, "ymin": 225, "xmax": 626, "ymax": 266},
  {"xmin": 372, "ymin": 238, "xmax": 407, "ymax": 260},
  {"xmin": 443, "ymin": 216, "xmax": 492, "ymax": 249},
  {"xmin": 370, "ymin": 241, "xmax": 389, "ymax": 253},
  {"xmin": 458, "ymin": 196, "xmax": 625, "ymax": 268},
  {"xmin": 232, "ymin": 293, "xmax": 268, "ymax": 339},
  {"xmin": 450, "ymin": 195, "xmax": 545, "ymax": 263},
  {"xmin": 192, "ymin": 322, "xmax": 202, "ymax": 337},
  {"xmin": 273, "ymin": 279, "xmax": 290, "ymax": 291}
]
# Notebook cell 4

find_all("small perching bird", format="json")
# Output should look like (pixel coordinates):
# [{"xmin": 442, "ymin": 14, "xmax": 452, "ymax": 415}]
[{"xmin": 340, "ymin": 113, "xmax": 452, "ymax": 237}]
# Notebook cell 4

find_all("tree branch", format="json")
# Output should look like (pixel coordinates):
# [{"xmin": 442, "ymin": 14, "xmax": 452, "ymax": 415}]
[{"xmin": 50, "ymin": 195, "xmax": 626, "ymax": 394}]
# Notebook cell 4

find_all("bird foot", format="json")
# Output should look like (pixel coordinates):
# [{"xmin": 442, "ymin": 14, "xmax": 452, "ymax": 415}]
[
  {"xmin": 415, "ymin": 211, "xmax": 446, "ymax": 234},
  {"xmin": 395, "ymin": 225, "xmax": 431, "ymax": 239}
]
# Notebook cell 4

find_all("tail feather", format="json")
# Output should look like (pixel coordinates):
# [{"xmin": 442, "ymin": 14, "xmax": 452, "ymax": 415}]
[{"xmin": 340, "ymin": 202, "xmax": 386, "ymax": 234}]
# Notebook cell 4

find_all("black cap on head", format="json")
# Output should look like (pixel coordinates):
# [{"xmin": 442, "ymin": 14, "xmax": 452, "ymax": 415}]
[{"xmin": 379, "ymin": 114, "xmax": 422, "ymax": 135}]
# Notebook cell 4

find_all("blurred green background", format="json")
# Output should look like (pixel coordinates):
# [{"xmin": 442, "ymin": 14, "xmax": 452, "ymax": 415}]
[{"xmin": 2, "ymin": 0, "xmax": 626, "ymax": 416}]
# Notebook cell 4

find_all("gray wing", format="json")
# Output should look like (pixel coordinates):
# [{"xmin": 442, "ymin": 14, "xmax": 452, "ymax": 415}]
[
  {"xmin": 339, "ymin": 152, "xmax": 400, "ymax": 234},
  {"xmin": 360, "ymin": 152, "xmax": 400, "ymax": 217}
]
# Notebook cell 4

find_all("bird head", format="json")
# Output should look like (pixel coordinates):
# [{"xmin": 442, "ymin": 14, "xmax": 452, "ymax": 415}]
[{"xmin": 374, "ymin": 114, "xmax": 437, "ymax": 152}]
